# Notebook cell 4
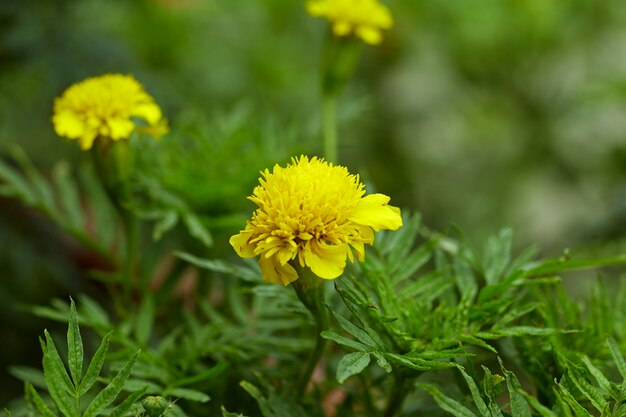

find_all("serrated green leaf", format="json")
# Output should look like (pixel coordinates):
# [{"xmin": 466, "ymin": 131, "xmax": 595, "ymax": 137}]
[
  {"xmin": 372, "ymin": 352, "xmax": 392, "ymax": 373},
  {"xmin": 328, "ymin": 309, "xmax": 378, "ymax": 349},
  {"xmin": 43, "ymin": 331, "xmax": 74, "ymax": 395},
  {"xmin": 336, "ymin": 352, "xmax": 371, "ymax": 383},
  {"xmin": 556, "ymin": 382, "xmax": 593, "ymax": 417},
  {"xmin": 386, "ymin": 353, "xmax": 455, "ymax": 371},
  {"xmin": 41, "ymin": 338, "xmax": 75, "ymax": 417},
  {"xmin": 82, "ymin": 350, "xmax": 140, "ymax": 417},
  {"xmin": 167, "ymin": 388, "xmax": 210, "ymax": 403},
  {"xmin": 566, "ymin": 368, "xmax": 606, "ymax": 412},
  {"xmin": 67, "ymin": 298, "xmax": 83, "ymax": 386},
  {"xmin": 391, "ymin": 243, "xmax": 432, "ymax": 283},
  {"xmin": 483, "ymin": 228, "xmax": 512, "ymax": 285},
  {"xmin": 320, "ymin": 330, "xmax": 368, "ymax": 352},
  {"xmin": 79, "ymin": 331, "xmax": 112, "ymax": 395},
  {"xmin": 607, "ymin": 337, "xmax": 626, "ymax": 381},
  {"xmin": 108, "ymin": 387, "xmax": 148, "ymax": 417},
  {"xmin": 581, "ymin": 356, "xmax": 611, "ymax": 394},
  {"xmin": 418, "ymin": 383, "xmax": 477, "ymax": 417},
  {"xmin": 26, "ymin": 383, "xmax": 57, "ymax": 417},
  {"xmin": 499, "ymin": 358, "xmax": 531, "ymax": 417},
  {"xmin": 457, "ymin": 367, "xmax": 489, "ymax": 416}
]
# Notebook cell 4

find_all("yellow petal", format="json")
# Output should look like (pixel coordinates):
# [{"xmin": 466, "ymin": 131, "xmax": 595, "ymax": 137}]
[
  {"xmin": 259, "ymin": 255, "xmax": 298, "ymax": 285},
  {"xmin": 349, "ymin": 193, "xmax": 403, "ymax": 231},
  {"xmin": 107, "ymin": 117, "xmax": 135, "ymax": 140},
  {"xmin": 132, "ymin": 103, "xmax": 162, "ymax": 125},
  {"xmin": 52, "ymin": 112, "xmax": 86, "ymax": 139},
  {"xmin": 303, "ymin": 241, "xmax": 348, "ymax": 279},
  {"xmin": 77, "ymin": 130, "xmax": 98, "ymax": 150},
  {"xmin": 356, "ymin": 26, "xmax": 382, "ymax": 45},
  {"xmin": 333, "ymin": 21, "xmax": 352, "ymax": 36},
  {"xmin": 229, "ymin": 231, "xmax": 256, "ymax": 258}
]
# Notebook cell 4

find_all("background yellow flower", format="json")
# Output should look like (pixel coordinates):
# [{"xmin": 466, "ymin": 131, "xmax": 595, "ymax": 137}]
[
  {"xmin": 52, "ymin": 73, "xmax": 168, "ymax": 150},
  {"xmin": 306, "ymin": 0, "xmax": 393, "ymax": 45},
  {"xmin": 230, "ymin": 156, "xmax": 402, "ymax": 285}
]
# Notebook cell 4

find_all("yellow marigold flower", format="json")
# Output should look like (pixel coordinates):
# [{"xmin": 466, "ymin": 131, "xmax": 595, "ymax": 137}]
[
  {"xmin": 52, "ymin": 73, "xmax": 167, "ymax": 150},
  {"xmin": 230, "ymin": 156, "xmax": 402, "ymax": 285},
  {"xmin": 306, "ymin": 0, "xmax": 393, "ymax": 45}
]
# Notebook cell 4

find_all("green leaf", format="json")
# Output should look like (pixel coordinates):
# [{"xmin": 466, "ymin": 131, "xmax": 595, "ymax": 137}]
[
  {"xmin": 518, "ymin": 389, "xmax": 557, "ymax": 417},
  {"xmin": 240, "ymin": 381, "xmax": 274, "ymax": 417},
  {"xmin": 524, "ymin": 254, "xmax": 626, "ymax": 278},
  {"xmin": 457, "ymin": 367, "xmax": 489, "ymax": 416},
  {"xmin": 321, "ymin": 330, "xmax": 368, "ymax": 351},
  {"xmin": 418, "ymin": 383, "xmax": 477, "ymax": 417},
  {"xmin": 9, "ymin": 366, "xmax": 46, "ymax": 389},
  {"xmin": 336, "ymin": 352, "xmax": 371, "ymax": 383},
  {"xmin": 79, "ymin": 331, "xmax": 112, "ymax": 395},
  {"xmin": 152, "ymin": 210, "xmax": 179, "ymax": 241},
  {"xmin": 167, "ymin": 387, "xmax": 211, "ymax": 403},
  {"xmin": 67, "ymin": 298, "xmax": 83, "ymax": 386},
  {"xmin": 483, "ymin": 228, "xmax": 512, "ymax": 284},
  {"xmin": 555, "ymin": 382, "xmax": 593, "ymax": 417},
  {"xmin": 82, "ymin": 350, "xmax": 140, "ymax": 417},
  {"xmin": 566, "ymin": 368, "xmax": 606, "ymax": 412},
  {"xmin": 108, "ymin": 387, "xmax": 148, "ymax": 417},
  {"xmin": 221, "ymin": 406, "xmax": 248, "ymax": 417},
  {"xmin": 581, "ymin": 356, "xmax": 611, "ymax": 393},
  {"xmin": 499, "ymin": 358, "xmax": 532, "ymax": 417},
  {"xmin": 175, "ymin": 251, "xmax": 259, "ymax": 282},
  {"xmin": 607, "ymin": 337, "xmax": 626, "ymax": 381},
  {"xmin": 372, "ymin": 352, "xmax": 392, "ymax": 373},
  {"xmin": 183, "ymin": 213, "xmax": 213, "ymax": 247},
  {"xmin": 26, "ymin": 383, "xmax": 57, "ymax": 417},
  {"xmin": 43, "ymin": 331, "xmax": 74, "ymax": 394},
  {"xmin": 328, "ymin": 309, "xmax": 378, "ymax": 349},
  {"xmin": 41, "ymin": 338, "xmax": 75, "ymax": 417}
]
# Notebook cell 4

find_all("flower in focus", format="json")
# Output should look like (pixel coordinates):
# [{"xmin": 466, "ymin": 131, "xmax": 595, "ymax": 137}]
[
  {"xmin": 52, "ymin": 73, "xmax": 168, "ymax": 150},
  {"xmin": 306, "ymin": 0, "xmax": 393, "ymax": 45},
  {"xmin": 230, "ymin": 156, "xmax": 402, "ymax": 285}
]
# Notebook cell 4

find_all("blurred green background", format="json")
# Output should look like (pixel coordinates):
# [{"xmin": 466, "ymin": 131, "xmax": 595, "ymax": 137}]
[{"xmin": 2, "ymin": 0, "xmax": 626, "ymax": 402}]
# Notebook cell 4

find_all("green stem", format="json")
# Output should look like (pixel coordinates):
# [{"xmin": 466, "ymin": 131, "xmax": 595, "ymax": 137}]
[
  {"xmin": 322, "ymin": 93, "xmax": 338, "ymax": 163},
  {"xmin": 292, "ymin": 269, "xmax": 329, "ymax": 397},
  {"xmin": 383, "ymin": 374, "xmax": 411, "ymax": 417},
  {"xmin": 122, "ymin": 209, "xmax": 139, "ymax": 306}
]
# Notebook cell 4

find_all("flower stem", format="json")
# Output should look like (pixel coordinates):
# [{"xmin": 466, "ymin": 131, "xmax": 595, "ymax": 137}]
[
  {"xmin": 292, "ymin": 268, "xmax": 329, "ymax": 398},
  {"xmin": 322, "ymin": 93, "xmax": 338, "ymax": 163},
  {"xmin": 383, "ymin": 374, "xmax": 411, "ymax": 417}
]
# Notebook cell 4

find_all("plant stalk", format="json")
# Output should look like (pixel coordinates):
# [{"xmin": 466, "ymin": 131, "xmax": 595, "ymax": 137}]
[
  {"xmin": 292, "ymin": 267, "xmax": 329, "ymax": 398},
  {"xmin": 383, "ymin": 374, "xmax": 411, "ymax": 417},
  {"xmin": 322, "ymin": 93, "xmax": 338, "ymax": 163}
]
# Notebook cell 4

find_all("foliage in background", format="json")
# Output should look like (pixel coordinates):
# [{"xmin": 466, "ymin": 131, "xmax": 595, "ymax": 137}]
[{"xmin": 2, "ymin": 0, "xmax": 626, "ymax": 416}]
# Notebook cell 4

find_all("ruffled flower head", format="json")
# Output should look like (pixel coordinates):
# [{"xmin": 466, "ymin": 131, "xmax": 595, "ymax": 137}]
[
  {"xmin": 52, "ymin": 73, "xmax": 168, "ymax": 150},
  {"xmin": 306, "ymin": 0, "xmax": 393, "ymax": 45},
  {"xmin": 230, "ymin": 156, "xmax": 402, "ymax": 285}
]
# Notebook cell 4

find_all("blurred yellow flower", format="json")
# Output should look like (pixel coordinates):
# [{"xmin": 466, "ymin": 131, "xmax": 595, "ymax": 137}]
[
  {"xmin": 306, "ymin": 0, "xmax": 393, "ymax": 45},
  {"xmin": 52, "ymin": 73, "xmax": 168, "ymax": 150},
  {"xmin": 230, "ymin": 156, "xmax": 402, "ymax": 285}
]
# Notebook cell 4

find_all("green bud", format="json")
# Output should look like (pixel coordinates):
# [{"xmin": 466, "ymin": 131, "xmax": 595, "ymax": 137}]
[{"xmin": 141, "ymin": 396, "xmax": 168, "ymax": 417}]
